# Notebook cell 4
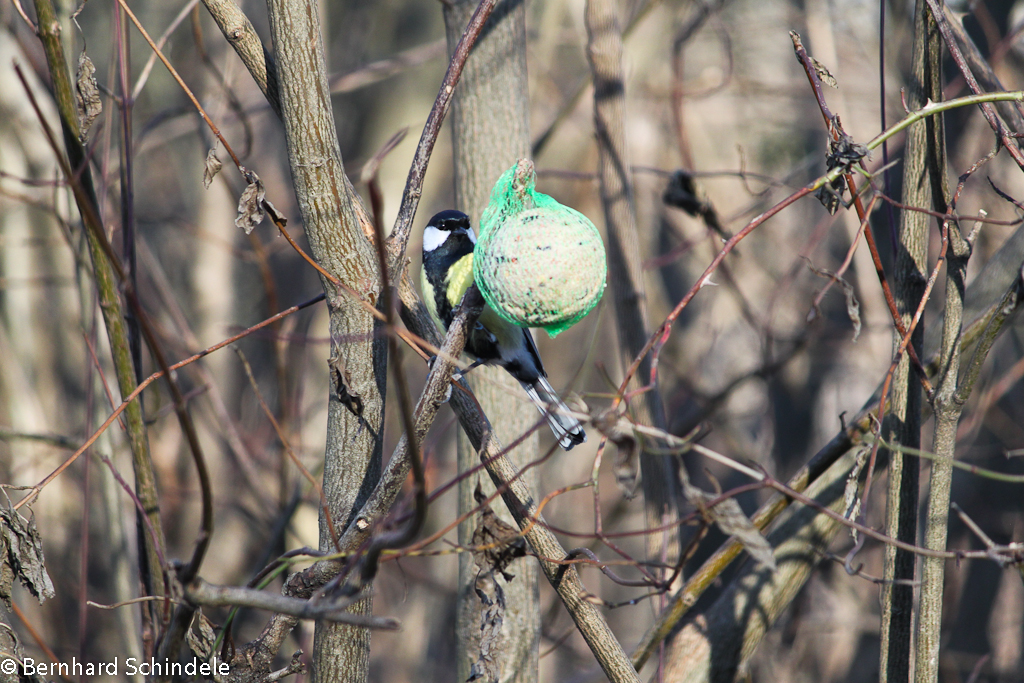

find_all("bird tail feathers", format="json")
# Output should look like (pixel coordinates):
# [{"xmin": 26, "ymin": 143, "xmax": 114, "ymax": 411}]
[{"xmin": 521, "ymin": 377, "xmax": 587, "ymax": 451}]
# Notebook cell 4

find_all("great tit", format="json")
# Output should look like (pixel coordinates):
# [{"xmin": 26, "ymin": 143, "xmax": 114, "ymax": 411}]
[{"xmin": 420, "ymin": 209, "xmax": 587, "ymax": 451}]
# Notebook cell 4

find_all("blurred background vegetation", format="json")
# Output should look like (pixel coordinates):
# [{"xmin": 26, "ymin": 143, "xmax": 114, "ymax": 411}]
[{"xmin": 2, "ymin": 0, "xmax": 1024, "ymax": 680}]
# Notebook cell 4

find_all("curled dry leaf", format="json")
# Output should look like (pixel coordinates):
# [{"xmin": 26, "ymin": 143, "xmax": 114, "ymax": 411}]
[
  {"xmin": 592, "ymin": 408, "xmax": 639, "ymax": 499},
  {"xmin": 815, "ymin": 177, "xmax": 845, "ymax": 215},
  {"xmin": 75, "ymin": 51, "xmax": 102, "ymax": 141},
  {"xmin": 235, "ymin": 168, "xmax": 266, "ymax": 234},
  {"xmin": 263, "ymin": 197, "xmax": 286, "ymax": 226},
  {"xmin": 826, "ymin": 130, "xmax": 870, "ymax": 169},
  {"xmin": 203, "ymin": 148, "xmax": 223, "ymax": 190},
  {"xmin": 186, "ymin": 609, "xmax": 217, "ymax": 660},
  {"xmin": 1, "ymin": 502, "xmax": 55, "ymax": 606},
  {"xmin": 843, "ymin": 447, "xmax": 869, "ymax": 545},
  {"xmin": 663, "ymin": 170, "xmax": 711, "ymax": 218},
  {"xmin": 806, "ymin": 260, "xmax": 862, "ymax": 341},
  {"xmin": 810, "ymin": 55, "xmax": 838, "ymax": 88},
  {"xmin": 471, "ymin": 483, "xmax": 526, "ymax": 581},
  {"xmin": 816, "ymin": 118, "xmax": 869, "ymax": 215},
  {"xmin": 789, "ymin": 31, "xmax": 838, "ymax": 89},
  {"xmin": 328, "ymin": 350, "xmax": 364, "ymax": 417},
  {"xmin": 685, "ymin": 482, "xmax": 777, "ymax": 570}
]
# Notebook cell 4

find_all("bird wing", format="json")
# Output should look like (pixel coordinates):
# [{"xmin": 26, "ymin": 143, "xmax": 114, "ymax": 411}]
[{"xmin": 520, "ymin": 327, "xmax": 547, "ymax": 379}]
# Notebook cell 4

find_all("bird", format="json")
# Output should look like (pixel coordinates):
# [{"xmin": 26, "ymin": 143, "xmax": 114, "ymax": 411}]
[{"xmin": 420, "ymin": 209, "xmax": 587, "ymax": 451}]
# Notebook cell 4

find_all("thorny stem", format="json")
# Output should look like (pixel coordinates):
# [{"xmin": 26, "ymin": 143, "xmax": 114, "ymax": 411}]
[
  {"xmin": 630, "ymin": 267, "xmax": 1024, "ymax": 667},
  {"xmin": 858, "ymin": 144, "xmax": 994, "ymax": 548},
  {"xmin": 867, "ymin": 91, "xmax": 1024, "ymax": 150}
]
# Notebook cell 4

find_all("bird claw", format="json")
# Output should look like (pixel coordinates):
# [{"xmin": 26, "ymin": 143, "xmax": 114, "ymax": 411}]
[{"xmin": 454, "ymin": 358, "xmax": 486, "ymax": 382}]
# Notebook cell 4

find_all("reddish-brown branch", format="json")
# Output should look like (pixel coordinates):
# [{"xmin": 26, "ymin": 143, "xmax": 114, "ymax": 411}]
[{"xmin": 790, "ymin": 31, "xmax": 934, "ymax": 396}]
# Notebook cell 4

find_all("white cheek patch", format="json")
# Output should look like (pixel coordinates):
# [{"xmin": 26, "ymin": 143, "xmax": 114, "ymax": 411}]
[{"xmin": 423, "ymin": 226, "xmax": 449, "ymax": 252}]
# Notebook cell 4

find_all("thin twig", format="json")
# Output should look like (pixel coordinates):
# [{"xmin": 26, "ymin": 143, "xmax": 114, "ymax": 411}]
[
  {"xmin": 131, "ymin": 0, "xmax": 201, "ymax": 100},
  {"xmin": 352, "ymin": 184, "xmax": 433, "ymax": 588},
  {"xmin": 13, "ymin": 295, "xmax": 325, "ymax": 510},
  {"xmin": 330, "ymin": 40, "xmax": 446, "ymax": 94},
  {"xmin": 234, "ymin": 348, "xmax": 342, "ymax": 550},
  {"xmin": 386, "ymin": 0, "xmax": 498, "ymax": 272},
  {"xmin": 926, "ymin": 0, "xmax": 1024, "ymax": 170},
  {"xmin": 118, "ymin": 0, "xmax": 244, "ymax": 168},
  {"xmin": 790, "ymin": 31, "xmax": 933, "ymax": 395},
  {"xmin": 184, "ymin": 579, "xmax": 400, "ymax": 628}
]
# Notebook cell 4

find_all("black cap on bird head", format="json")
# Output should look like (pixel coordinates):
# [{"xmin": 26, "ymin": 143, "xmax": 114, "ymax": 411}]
[
  {"xmin": 427, "ymin": 209, "xmax": 471, "ymax": 231},
  {"xmin": 423, "ymin": 210, "xmax": 475, "ymax": 253}
]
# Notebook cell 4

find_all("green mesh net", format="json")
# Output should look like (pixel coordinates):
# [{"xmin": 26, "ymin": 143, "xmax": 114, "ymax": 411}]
[{"xmin": 474, "ymin": 159, "xmax": 606, "ymax": 337}]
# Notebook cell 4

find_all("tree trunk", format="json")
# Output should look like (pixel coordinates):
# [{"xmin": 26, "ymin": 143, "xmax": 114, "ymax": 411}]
[
  {"xmin": 443, "ymin": 2, "xmax": 540, "ymax": 682},
  {"xmin": 264, "ymin": 1, "xmax": 386, "ymax": 681},
  {"xmin": 880, "ymin": 2, "xmax": 944, "ymax": 681}
]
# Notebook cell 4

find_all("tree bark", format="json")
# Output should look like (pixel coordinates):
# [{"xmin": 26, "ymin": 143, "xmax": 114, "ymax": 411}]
[
  {"xmin": 264, "ymin": 1, "xmax": 385, "ymax": 681},
  {"xmin": 30, "ymin": 0, "xmax": 167, "ymax": 616},
  {"xmin": 442, "ymin": 2, "xmax": 540, "ymax": 681},
  {"xmin": 915, "ymin": 226, "xmax": 965, "ymax": 683},
  {"xmin": 880, "ymin": 3, "xmax": 945, "ymax": 681}
]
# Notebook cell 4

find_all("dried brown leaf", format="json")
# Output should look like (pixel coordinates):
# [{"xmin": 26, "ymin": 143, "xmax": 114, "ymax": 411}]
[
  {"xmin": 75, "ymin": 51, "xmax": 101, "ymax": 141},
  {"xmin": 663, "ymin": 170, "xmax": 731, "ymax": 240},
  {"xmin": 592, "ymin": 408, "xmax": 639, "ymax": 499},
  {"xmin": 811, "ymin": 56, "xmax": 838, "ymax": 88},
  {"xmin": 827, "ymin": 130, "xmax": 869, "ymax": 168},
  {"xmin": 328, "ymin": 351, "xmax": 364, "ymax": 417},
  {"xmin": 815, "ymin": 179, "xmax": 844, "ymax": 216},
  {"xmin": 806, "ymin": 260, "xmax": 862, "ymax": 341},
  {"xmin": 816, "ymin": 122, "xmax": 869, "ymax": 214},
  {"xmin": 471, "ymin": 484, "xmax": 526, "ymax": 581},
  {"xmin": 186, "ymin": 609, "xmax": 217, "ymax": 660},
  {"xmin": 203, "ymin": 148, "xmax": 223, "ymax": 190},
  {"xmin": 663, "ymin": 170, "xmax": 710, "ymax": 218},
  {"xmin": 685, "ymin": 483, "xmax": 776, "ymax": 570},
  {"xmin": 1, "ymin": 502, "xmax": 55, "ymax": 606},
  {"xmin": 235, "ymin": 169, "xmax": 266, "ymax": 234},
  {"xmin": 263, "ymin": 197, "xmax": 286, "ymax": 226}
]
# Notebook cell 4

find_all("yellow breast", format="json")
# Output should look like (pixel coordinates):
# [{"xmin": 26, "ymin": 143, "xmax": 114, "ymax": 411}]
[{"xmin": 446, "ymin": 253, "xmax": 475, "ymax": 307}]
